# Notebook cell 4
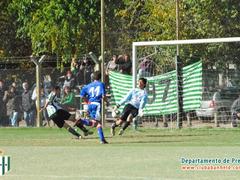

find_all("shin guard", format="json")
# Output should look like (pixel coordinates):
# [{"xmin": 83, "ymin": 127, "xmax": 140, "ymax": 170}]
[
  {"xmin": 122, "ymin": 121, "xmax": 130, "ymax": 131},
  {"xmin": 68, "ymin": 127, "xmax": 81, "ymax": 138}
]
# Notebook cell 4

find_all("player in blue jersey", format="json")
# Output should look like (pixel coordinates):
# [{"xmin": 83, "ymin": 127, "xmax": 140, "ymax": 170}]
[
  {"xmin": 74, "ymin": 71, "xmax": 108, "ymax": 144},
  {"xmin": 111, "ymin": 78, "xmax": 148, "ymax": 136}
]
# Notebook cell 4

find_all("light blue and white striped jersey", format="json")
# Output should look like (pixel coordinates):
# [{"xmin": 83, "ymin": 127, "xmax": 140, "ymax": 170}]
[{"xmin": 118, "ymin": 88, "xmax": 148, "ymax": 110}]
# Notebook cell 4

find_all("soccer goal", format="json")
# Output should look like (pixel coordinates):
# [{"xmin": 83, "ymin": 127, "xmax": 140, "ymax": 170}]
[{"xmin": 130, "ymin": 37, "xmax": 240, "ymax": 128}]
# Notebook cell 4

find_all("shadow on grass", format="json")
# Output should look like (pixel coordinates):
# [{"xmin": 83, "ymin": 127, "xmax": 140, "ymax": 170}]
[
  {"xmin": 112, "ymin": 140, "xmax": 184, "ymax": 144},
  {"xmin": 145, "ymin": 134, "xmax": 213, "ymax": 138}
]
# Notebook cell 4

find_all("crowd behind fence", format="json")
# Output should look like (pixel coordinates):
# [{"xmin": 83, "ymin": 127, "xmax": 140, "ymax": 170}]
[
  {"xmin": 0, "ymin": 53, "xmax": 134, "ymax": 127},
  {"xmin": 1, "ymin": 54, "xmax": 240, "ymax": 128}
]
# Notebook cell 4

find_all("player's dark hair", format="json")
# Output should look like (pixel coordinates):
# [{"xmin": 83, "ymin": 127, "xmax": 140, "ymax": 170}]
[
  {"xmin": 139, "ymin": 78, "xmax": 147, "ymax": 88},
  {"xmin": 53, "ymin": 86, "xmax": 61, "ymax": 91},
  {"xmin": 93, "ymin": 71, "xmax": 101, "ymax": 80}
]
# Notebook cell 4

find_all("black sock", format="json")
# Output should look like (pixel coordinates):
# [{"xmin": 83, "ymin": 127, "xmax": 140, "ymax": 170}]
[
  {"xmin": 111, "ymin": 122, "xmax": 118, "ymax": 129},
  {"xmin": 111, "ymin": 122, "xmax": 117, "ymax": 129},
  {"xmin": 68, "ymin": 127, "xmax": 80, "ymax": 138},
  {"xmin": 77, "ymin": 123, "xmax": 88, "ymax": 133},
  {"xmin": 122, "ymin": 121, "xmax": 130, "ymax": 131}
]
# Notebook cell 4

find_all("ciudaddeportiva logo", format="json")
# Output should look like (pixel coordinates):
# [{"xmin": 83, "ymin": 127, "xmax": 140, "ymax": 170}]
[{"xmin": 0, "ymin": 149, "xmax": 11, "ymax": 176}]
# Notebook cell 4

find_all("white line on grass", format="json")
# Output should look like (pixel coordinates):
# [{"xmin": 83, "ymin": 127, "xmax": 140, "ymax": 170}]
[{"xmin": 7, "ymin": 174, "xmax": 165, "ymax": 180}]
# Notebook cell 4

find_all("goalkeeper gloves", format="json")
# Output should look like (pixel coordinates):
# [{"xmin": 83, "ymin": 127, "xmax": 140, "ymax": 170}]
[
  {"xmin": 138, "ymin": 109, "xmax": 144, "ymax": 117},
  {"xmin": 112, "ymin": 104, "xmax": 120, "ymax": 118},
  {"xmin": 113, "ymin": 104, "xmax": 120, "ymax": 111},
  {"xmin": 237, "ymin": 112, "xmax": 240, "ymax": 118}
]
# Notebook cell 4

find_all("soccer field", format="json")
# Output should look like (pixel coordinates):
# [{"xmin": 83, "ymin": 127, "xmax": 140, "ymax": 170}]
[{"xmin": 1, "ymin": 127, "xmax": 240, "ymax": 180}]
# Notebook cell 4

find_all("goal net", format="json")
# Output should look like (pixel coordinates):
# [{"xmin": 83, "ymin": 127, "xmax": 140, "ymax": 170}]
[{"xmin": 109, "ymin": 37, "xmax": 240, "ymax": 128}]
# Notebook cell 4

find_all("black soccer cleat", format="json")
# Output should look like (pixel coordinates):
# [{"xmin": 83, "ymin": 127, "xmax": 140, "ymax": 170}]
[
  {"xmin": 84, "ymin": 131, "xmax": 94, "ymax": 136},
  {"xmin": 72, "ymin": 135, "xmax": 82, "ymax": 140},
  {"xmin": 118, "ymin": 129, "xmax": 124, "ymax": 136},
  {"xmin": 100, "ymin": 139, "xmax": 109, "ymax": 144}
]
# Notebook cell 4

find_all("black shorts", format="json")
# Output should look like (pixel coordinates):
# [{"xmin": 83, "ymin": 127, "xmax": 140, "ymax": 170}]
[
  {"xmin": 120, "ymin": 104, "xmax": 138, "ymax": 121},
  {"xmin": 50, "ymin": 109, "xmax": 71, "ymax": 128}
]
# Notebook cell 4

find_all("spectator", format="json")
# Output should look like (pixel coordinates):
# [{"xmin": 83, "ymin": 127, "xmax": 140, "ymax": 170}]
[
  {"xmin": 105, "ymin": 55, "xmax": 118, "ymax": 87},
  {"xmin": 116, "ymin": 54, "xmax": 132, "ymax": 75},
  {"xmin": 63, "ymin": 70, "xmax": 76, "ymax": 89},
  {"xmin": 61, "ymin": 86, "xmax": 76, "ymax": 110},
  {"xmin": 138, "ymin": 57, "xmax": 154, "ymax": 77},
  {"xmin": 226, "ymin": 79, "xmax": 234, "ymax": 87},
  {"xmin": 11, "ymin": 82, "xmax": 17, "ymax": 89},
  {"xmin": 0, "ymin": 80, "xmax": 7, "ymax": 126},
  {"xmin": 22, "ymin": 82, "xmax": 35, "ymax": 127},
  {"xmin": 3, "ymin": 86, "xmax": 21, "ymax": 127},
  {"xmin": 71, "ymin": 57, "xmax": 79, "ymax": 75},
  {"xmin": 106, "ymin": 55, "xmax": 118, "ymax": 75},
  {"xmin": 32, "ymin": 86, "xmax": 50, "ymax": 127},
  {"xmin": 43, "ymin": 75, "xmax": 52, "ymax": 95},
  {"xmin": 79, "ymin": 57, "xmax": 94, "ymax": 85},
  {"xmin": 231, "ymin": 93, "xmax": 240, "ymax": 127}
]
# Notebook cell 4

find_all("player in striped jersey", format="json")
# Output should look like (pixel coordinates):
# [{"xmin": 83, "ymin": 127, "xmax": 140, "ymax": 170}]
[{"xmin": 42, "ymin": 86, "xmax": 81, "ymax": 139}]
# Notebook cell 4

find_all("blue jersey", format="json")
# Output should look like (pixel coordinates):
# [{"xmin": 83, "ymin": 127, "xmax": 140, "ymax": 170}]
[
  {"xmin": 80, "ymin": 81, "xmax": 106, "ymax": 121},
  {"xmin": 80, "ymin": 81, "xmax": 106, "ymax": 103}
]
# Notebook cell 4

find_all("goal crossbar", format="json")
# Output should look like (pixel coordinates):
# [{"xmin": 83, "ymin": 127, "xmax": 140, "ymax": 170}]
[
  {"xmin": 133, "ymin": 37, "xmax": 240, "ymax": 47},
  {"xmin": 132, "ymin": 37, "xmax": 240, "ymax": 88}
]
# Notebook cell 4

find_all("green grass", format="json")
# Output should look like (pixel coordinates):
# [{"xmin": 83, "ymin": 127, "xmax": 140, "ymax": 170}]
[{"xmin": 1, "ymin": 127, "xmax": 240, "ymax": 179}]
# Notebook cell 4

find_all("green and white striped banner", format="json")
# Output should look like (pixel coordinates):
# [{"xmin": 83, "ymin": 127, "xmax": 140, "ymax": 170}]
[
  {"xmin": 0, "ymin": 156, "xmax": 10, "ymax": 176},
  {"xmin": 109, "ymin": 61, "xmax": 202, "ymax": 115}
]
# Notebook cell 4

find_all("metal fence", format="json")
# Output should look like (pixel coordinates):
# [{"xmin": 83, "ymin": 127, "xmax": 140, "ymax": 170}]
[
  {"xmin": 109, "ymin": 40, "xmax": 240, "ymax": 129},
  {"xmin": 1, "ymin": 40, "xmax": 240, "ymax": 129},
  {"xmin": 0, "ymin": 56, "xmax": 96, "ymax": 127}
]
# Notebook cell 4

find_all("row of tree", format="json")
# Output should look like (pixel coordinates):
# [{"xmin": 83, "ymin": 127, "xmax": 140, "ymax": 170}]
[{"xmin": 0, "ymin": 0, "xmax": 239, "ymax": 68}]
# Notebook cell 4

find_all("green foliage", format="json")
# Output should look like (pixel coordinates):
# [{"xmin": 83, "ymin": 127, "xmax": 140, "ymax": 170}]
[
  {"xmin": 114, "ymin": 0, "xmax": 176, "ymax": 66},
  {"xmin": 115, "ymin": 0, "xmax": 176, "ymax": 53},
  {"xmin": 8, "ymin": 0, "xmax": 101, "ymax": 62},
  {"xmin": 0, "ymin": 0, "xmax": 31, "ymax": 56},
  {"xmin": 2, "ymin": 0, "xmax": 240, "ymax": 69},
  {"xmin": 114, "ymin": 0, "xmax": 240, "ymax": 68},
  {"xmin": 181, "ymin": 0, "xmax": 240, "ymax": 66}
]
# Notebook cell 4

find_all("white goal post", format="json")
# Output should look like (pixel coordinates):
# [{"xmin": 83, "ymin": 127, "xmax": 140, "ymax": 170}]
[
  {"xmin": 132, "ymin": 37, "xmax": 240, "ymax": 128},
  {"xmin": 132, "ymin": 37, "xmax": 240, "ymax": 88}
]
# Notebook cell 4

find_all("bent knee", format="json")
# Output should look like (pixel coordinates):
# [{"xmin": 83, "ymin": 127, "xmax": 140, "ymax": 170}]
[
  {"xmin": 90, "ymin": 120, "xmax": 99, "ymax": 127},
  {"xmin": 96, "ymin": 123, "xmax": 102, "ymax": 128}
]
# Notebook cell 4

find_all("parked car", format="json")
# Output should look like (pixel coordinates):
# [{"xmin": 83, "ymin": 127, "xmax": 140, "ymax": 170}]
[{"xmin": 196, "ymin": 87, "xmax": 239, "ymax": 122}]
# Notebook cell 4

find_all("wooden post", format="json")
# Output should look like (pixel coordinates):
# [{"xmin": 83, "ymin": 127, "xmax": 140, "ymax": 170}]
[
  {"xmin": 187, "ymin": 112, "xmax": 192, "ymax": 127},
  {"xmin": 176, "ymin": 56, "xmax": 183, "ymax": 128},
  {"xmin": 163, "ymin": 114, "xmax": 168, "ymax": 127},
  {"xmin": 31, "ymin": 55, "xmax": 46, "ymax": 127},
  {"xmin": 101, "ymin": 0, "xmax": 105, "ymax": 127},
  {"xmin": 214, "ymin": 112, "xmax": 219, "ymax": 127}
]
